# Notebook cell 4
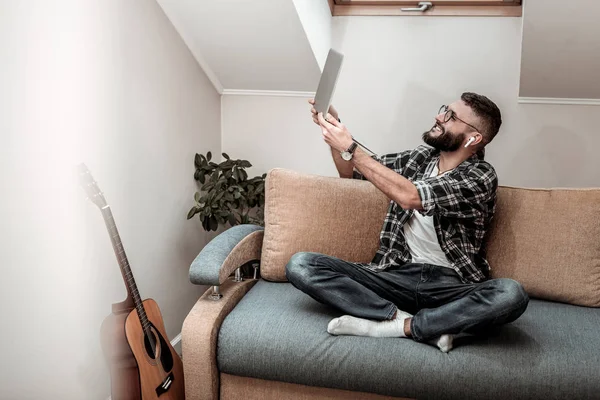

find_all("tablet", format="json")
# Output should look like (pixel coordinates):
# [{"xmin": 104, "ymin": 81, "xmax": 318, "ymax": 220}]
[{"xmin": 314, "ymin": 48, "xmax": 344, "ymax": 119}]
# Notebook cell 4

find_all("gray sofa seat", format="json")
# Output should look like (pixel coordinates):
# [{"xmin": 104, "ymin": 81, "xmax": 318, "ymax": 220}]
[{"xmin": 217, "ymin": 280, "xmax": 600, "ymax": 400}]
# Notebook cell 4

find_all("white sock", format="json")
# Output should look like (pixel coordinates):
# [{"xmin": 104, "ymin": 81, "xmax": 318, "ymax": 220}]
[
  {"xmin": 327, "ymin": 310, "xmax": 412, "ymax": 338},
  {"xmin": 327, "ymin": 312, "xmax": 455, "ymax": 352},
  {"xmin": 429, "ymin": 334, "xmax": 454, "ymax": 353}
]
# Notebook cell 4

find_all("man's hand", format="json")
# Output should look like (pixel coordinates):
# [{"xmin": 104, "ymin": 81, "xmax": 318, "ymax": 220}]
[
  {"xmin": 317, "ymin": 112, "xmax": 353, "ymax": 153},
  {"xmin": 309, "ymin": 98, "xmax": 338, "ymax": 126}
]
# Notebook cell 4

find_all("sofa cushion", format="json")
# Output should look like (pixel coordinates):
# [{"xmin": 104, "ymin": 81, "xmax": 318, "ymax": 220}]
[
  {"xmin": 486, "ymin": 186, "xmax": 600, "ymax": 307},
  {"xmin": 217, "ymin": 280, "xmax": 600, "ymax": 400},
  {"xmin": 260, "ymin": 168, "xmax": 388, "ymax": 281},
  {"xmin": 261, "ymin": 168, "xmax": 600, "ymax": 307}
]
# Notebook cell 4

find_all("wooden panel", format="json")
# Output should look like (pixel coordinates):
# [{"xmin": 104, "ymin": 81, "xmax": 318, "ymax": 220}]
[
  {"xmin": 335, "ymin": 0, "xmax": 521, "ymax": 4},
  {"xmin": 333, "ymin": 4, "xmax": 522, "ymax": 16}
]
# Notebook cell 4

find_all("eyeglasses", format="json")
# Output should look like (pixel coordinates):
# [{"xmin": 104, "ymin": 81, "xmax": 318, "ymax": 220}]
[{"xmin": 438, "ymin": 105, "xmax": 480, "ymax": 133}]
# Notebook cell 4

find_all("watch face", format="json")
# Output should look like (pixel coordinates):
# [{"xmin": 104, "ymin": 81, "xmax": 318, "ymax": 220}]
[{"xmin": 341, "ymin": 151, "xmax": 352, "ymax": 161}]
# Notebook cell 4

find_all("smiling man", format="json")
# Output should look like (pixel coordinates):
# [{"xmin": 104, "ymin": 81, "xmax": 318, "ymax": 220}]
[{"xmin": 285, "ymin": 93, "xmax": 529, "ymax": 353}]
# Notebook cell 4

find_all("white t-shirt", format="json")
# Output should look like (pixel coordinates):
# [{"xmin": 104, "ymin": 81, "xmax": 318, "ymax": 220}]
[{"xmin": 403, "ymin": 164, "xmax": 453, "ymax": 269}]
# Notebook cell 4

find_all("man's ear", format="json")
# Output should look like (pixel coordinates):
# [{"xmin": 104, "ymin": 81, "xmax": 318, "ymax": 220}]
[{"xmin": 473, "ymin": 132, "xmax": 484, "ymax": 146}]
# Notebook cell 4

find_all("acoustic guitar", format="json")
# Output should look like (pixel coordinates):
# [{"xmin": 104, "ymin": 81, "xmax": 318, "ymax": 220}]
[{"xmin": 78, "ymin": 164, "xmax": 185, "ymax": 400}]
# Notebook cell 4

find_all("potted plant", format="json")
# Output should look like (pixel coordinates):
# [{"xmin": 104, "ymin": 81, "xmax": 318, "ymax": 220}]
[{"xmin": 187, "ymin": 151, "xmax": 266, "ymax": 232}]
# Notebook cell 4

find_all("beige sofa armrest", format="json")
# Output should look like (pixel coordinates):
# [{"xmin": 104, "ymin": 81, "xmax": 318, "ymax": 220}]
[
  {"xmin": 189, "ymin": 224, "xmax": 264, "ymax": 286},
  {"xmin": 182, "ymin": 278, "xmax": 258, "ymax": 400}
]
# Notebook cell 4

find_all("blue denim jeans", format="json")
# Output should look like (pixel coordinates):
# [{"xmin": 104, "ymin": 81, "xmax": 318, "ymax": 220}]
[{"xmin": 285, "ymin": 252, "xmax": 530, "ymax": 342}]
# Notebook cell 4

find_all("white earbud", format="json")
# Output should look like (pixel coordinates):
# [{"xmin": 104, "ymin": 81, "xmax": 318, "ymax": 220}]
[{"xmin": 464, "ymin": 137, "xmax": 475, "ymax": 148}]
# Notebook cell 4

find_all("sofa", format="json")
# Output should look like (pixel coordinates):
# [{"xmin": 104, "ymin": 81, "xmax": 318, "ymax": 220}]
[{"xmin": 182, "ymin": 168, "xmax": 600, "ymax": 400}]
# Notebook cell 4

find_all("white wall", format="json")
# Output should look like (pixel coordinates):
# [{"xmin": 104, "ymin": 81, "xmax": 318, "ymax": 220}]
[
  {"xmin": 1, "ymin": 0, "xmax": 219, "ymax": 399},
  {"xmin": 222, "ymin": 16, "xmax": 600, "ymax": 189}
]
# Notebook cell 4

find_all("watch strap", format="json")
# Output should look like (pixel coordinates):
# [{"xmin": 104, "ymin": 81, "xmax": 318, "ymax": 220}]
[{"xmin": 346, "ymin": 141, "xmax": 358, "ymax": 154}]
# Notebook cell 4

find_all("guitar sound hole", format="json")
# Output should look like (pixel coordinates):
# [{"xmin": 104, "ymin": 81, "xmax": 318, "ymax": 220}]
[
  {"xmin": 144, "ymin": 330, "xmax": 158, "ymax": 360},
  {"xmin": 143, "ymin": 324, "xmax": 174, "ymax": 372}
]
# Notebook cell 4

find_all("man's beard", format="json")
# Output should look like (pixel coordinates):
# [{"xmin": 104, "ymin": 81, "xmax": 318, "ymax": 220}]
[{"xmin": 422, "ymin": 124, "xmax": 465, "ymax": 152}]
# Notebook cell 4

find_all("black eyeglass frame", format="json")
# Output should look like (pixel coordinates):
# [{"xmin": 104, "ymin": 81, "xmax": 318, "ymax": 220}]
[{"xmin": 438, "ymin": 105, "xmax": 481, "ymax": 133}]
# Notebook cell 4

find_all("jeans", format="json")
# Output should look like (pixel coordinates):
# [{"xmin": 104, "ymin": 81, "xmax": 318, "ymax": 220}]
[{"xmin": 285, "ymin": 252, "xmax": 530, "ymax": 342}]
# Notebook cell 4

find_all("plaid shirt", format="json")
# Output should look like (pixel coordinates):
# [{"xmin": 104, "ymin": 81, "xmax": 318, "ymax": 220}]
[{"xmin": 353, "ymin": 145, "xmax": 498, "ymax": 283}]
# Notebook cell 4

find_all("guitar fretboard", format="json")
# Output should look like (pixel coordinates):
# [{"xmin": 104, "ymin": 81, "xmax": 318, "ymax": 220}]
[{"xmin": 101, "ymin": 206, "xmax": 151, "ymax": 335}]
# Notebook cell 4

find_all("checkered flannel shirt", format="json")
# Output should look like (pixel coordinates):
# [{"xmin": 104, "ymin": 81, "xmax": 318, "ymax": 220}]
[{"xmin": 352, "ymin": 144, "xmax": 498, "ymax": 283}]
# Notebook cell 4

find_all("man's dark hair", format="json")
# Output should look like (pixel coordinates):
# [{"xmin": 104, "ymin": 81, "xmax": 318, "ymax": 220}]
[{"xmin": 461, "ymin": 92, "xmax": 502, "ymax": 145}]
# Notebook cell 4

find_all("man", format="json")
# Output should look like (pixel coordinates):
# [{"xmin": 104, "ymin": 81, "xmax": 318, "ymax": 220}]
[{"xmin": 285, "ymin": 93, "xmax": 529, "ymax": 353}]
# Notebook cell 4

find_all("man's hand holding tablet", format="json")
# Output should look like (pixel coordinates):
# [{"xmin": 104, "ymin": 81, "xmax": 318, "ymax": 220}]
[{"xmin": 309, "ymin": 98, "xmax": 338, "ymax": 126}]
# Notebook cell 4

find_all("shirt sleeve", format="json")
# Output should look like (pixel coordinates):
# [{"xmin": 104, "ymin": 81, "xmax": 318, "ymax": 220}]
[
  {"xmin": 352, "ymin": 150, "xmax": 411, "ymax": 180},
  {"xmin": 413, "ymin": 163, "xmax": 498, "ymax": 219}
]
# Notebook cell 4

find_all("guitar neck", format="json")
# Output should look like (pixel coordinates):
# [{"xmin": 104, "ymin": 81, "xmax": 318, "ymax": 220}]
[{"xmin": 101, "ymin": 205, "xmax": 151, "ymax": 333}]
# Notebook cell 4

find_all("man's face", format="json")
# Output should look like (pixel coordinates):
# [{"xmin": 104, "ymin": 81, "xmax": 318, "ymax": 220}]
[{"xmin": 422, "ymin": 100, "xmax": 478, "ymax": 152}]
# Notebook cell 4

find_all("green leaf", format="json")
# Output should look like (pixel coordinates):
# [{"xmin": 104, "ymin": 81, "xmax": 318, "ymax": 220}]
[
  {"xmin": 194, "ymin": 154, "xmax": 202, "ymax": 168},
  {"xmin": 234, "ymin": 191, "xmax": 241, "ymax": 199},
  {"xmin": 187, "ymin": 207, "xmax": 198, "ymax": 220},
  {"xmin": 228, "ymin": 213, "xmax": 237, "ymax": 226},
  {"xmin": 209, "ymin": 215, "xmax": 218, "ymax": 231},
  {"xmin": 194, "ymin": 192, "xmax": 201, "ymax": 202},
  {"xmin": 240, "ymin": 169, "xmax": 248, "ymax": 181},
  {"xmin": 222, "ymin": 152, "xmax": 230, "ymax": 160},
  {"xmin": 207, "ymin": 151, "xmax": 212, "ymax": 161},
  {"xmin": 199, "ymin": 171, "xmax": 205, "ymax": 184},
  {"xmin": 240, "ymin": 160, "xmax": 252, "ymax": 168}
]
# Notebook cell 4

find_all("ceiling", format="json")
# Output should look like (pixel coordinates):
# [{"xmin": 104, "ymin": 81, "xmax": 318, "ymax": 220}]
[
  {"xmin": 157, "ymin": 0, "xmax": 599, "ymax": 101},
  {"xmin": 156, "ymin": 0, "xmax": 325, "ymax": 93}
]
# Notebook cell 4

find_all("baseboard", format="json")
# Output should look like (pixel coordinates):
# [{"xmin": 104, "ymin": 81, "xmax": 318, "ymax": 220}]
[
  {"xmin": 222, "ymin": 89, "xmax": 316, "ymax": 97},
  {"xmin": 518, "ymin": 97, "xmax": 600, "ymax": 106},
  {"xmin": 171, "ymin": 332, "xmax": 182, "ymax": 357},
  {"xmin": 106, "ymin": 332, "xmax": 182, "ymax": 400}
]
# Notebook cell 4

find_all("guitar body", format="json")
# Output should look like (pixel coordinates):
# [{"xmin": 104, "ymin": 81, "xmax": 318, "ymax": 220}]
[{"xmin": 125, "ymin": 299, "xmax": 185, "ymax": 400}]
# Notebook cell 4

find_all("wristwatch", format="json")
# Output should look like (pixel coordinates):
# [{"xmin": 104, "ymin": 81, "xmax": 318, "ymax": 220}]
[{"xmin": 341, "ymin": 141, "xmax": 358, "ymax": 161}]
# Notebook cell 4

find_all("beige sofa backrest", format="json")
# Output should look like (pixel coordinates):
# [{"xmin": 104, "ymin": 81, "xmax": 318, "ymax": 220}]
[
  {"xmin": 261, "ymin": 168, "xmax": 388, "ymax": 282},
  {"xmin": 485, "ymin": 186, "xmax": 600, "ymax": 307},
  {"xmin": 260, "ymin": 168, "xmax": 600, "ymax": 307}
]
